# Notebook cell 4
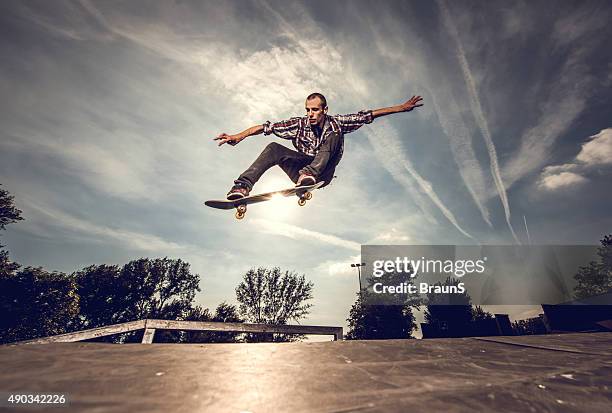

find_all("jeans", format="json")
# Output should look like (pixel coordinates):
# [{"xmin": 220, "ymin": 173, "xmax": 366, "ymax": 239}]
[{"xmin": 235, "ymin": 132, "xmax": 344, "ymax": 190}]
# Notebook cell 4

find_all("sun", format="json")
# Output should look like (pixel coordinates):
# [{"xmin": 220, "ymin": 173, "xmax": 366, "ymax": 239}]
[{"xmin": 255, "ymin": 175, "xmax": 297, "ymax": 221}]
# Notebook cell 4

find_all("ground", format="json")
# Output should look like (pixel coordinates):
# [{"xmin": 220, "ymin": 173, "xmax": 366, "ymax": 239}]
[{"xmin": 1, "ymin": 332, "xmax": 611, "ymax": 412}]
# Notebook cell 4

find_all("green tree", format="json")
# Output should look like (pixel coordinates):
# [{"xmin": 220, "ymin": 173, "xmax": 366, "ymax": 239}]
[
  {"xmin": 574, "ymin": 235, "xmax": 612, "ymax": 300},
  {"xmin": 184, "ymin": 302, "xmax": 243, "ymax": 343},
  {"xmin": 424, "ymin": 277, "xmax": 474, "ymax": 337},
  {"xmin": 346, "ymin": 290, "xmax": 417, "ymax": 340},
  {"xmin": 72, "ymin": 264, "xmax": 127, "ymax": 329},
  {"xmin": 0, "ymin": 186, "xmax": 79, "ymax": 344},
  {"xmin": 512, "ymin": 316, "xmax": 548, "ymax": 335},
  {"xmin": 422, "ymin": 278, "xmax": 496, "ymax": 337},
  {"xmin": 0, "ymin": 266, "xmax": 79, "ymax": 344},
  {"xmin": 235, "ymin": 267, "xmax": 313, "ymax": 342},
  {"xmin": 0, "ymin": 184, "xmax": 23, "ymax": 235},
  {"xmin": 118, "ymin": 257, "xmax": 200, "ymax": 321},
  {"xmin": 346, "ymin": 268, "xmax": 419, "ymax": 340},
  {"xmin": 471, "ymin": 305, "xmax": 494, "ymax": 321},
  {"xmin": 425, "ymin": 277, "xmax": 472, "ymax": 324},
  {"xmin": 72, "ymin": 258, "xmax": 201, "ymax": 343}
]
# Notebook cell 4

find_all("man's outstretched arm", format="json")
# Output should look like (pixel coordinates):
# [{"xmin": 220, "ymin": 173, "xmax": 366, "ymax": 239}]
[
  {"xmin": 214, "ymin": 117, "xmax": 301, "ymax": 147},
  {"xmin": 335, "ymin": 95, "xmax": 424, "ymax": 134},
  {"xmin": 371, "ymin": 95, "xmax": 423, "ymax": 120},
  {"xmin": 214, "ymin": 124, "xmax": 264, "ymax": 147}
]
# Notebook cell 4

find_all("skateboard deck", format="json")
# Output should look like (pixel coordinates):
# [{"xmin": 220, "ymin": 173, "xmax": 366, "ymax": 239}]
[{"xmin": 205, "ymin": 182, "xmax": 324, "ymax": 220}]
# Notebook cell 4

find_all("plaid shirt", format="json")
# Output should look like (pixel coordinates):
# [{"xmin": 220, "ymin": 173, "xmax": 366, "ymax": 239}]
[{"xmin": 262, "ymin": 110, "xmax": 374, "ymax": 156}]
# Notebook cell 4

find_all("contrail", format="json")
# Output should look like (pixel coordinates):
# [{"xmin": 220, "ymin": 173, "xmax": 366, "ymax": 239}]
[
  {"xmin": 366, "ymin": 121, "xmax": 476, "ymax": 241},
  {"xmin": 252, "ymin": 219, "xmax": 361, "ymax": 251},
  {"xmin": 437, "ymin": 0, "xmax": 521, "ymax": 244},
  {"xmin": 523, "ymin": 215, "xmax": 531, "ymax": 245},
  {"xmin": 429, "ymin": 92, "xmax": 493, "ymax": 227},
  {"xmin": 363, "ymin": 125, "xmax": 438, "ymax": 226}
]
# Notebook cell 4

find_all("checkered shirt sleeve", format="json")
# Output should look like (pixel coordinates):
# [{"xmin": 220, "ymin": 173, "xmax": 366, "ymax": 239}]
[
  {"xmin": 333, "ymin": 110, "xmax": 374, "ymax": 134},
  {"xmin": 262, "ymin": 117, "xmax": 302, "ymax": 140}
]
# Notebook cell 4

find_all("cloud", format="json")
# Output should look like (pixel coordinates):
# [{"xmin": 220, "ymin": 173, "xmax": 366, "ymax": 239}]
[
  {"xmin": 366, "ymin": 6, "xmax": 491, "ymax": 240},
  {"xmin": 21, "ymin": 199, "xmax": 192, "ymax": 253},
  {"xmin": 70, "ymin": 0, "xmax": 346, "ymax": 125},
  {"xmin": 372, "ymin": 228, "xmax": 412, "ymax": 243},
  {"xmin": 538, "ymin": 128, "xmax": 612, "ymax": 191},
  {"xmin": 428, "ymin": 88, "xmax": 493, "ymax": 228},
  {"xmin": 501, "ymin": 4, "xmax": 607, "ymax": 189},
  {"xmin": 538, "ymin": 171, "xmax": 587, "ymax": 191},
  {"xmin": 314, "ymin": 254, "xmax": 362, "ymax": 278},
  {"xmin": 365, "ymin": 120, "xmax": 475, "ymax": 241},
  {"xmin": 252, "ymin": 219, "xmax": 361, "ymax": 251},
  {"xmin": 437, "ymin": 0, "xmax": 519, "ymax": 243},
  {"xmin": 204, "ymin": 43, "xmax": 343, "ymax": 124},
  {"xmin": 2, "ymin": 130, "xmax": 158, "ymax": 201},
  {"xmin": 576, "ymin": 128, "xmax": 612, "ymax": 166},
  {"xmin": 14, "ymin": 0, "xmax": 107, "ymax": 41}
]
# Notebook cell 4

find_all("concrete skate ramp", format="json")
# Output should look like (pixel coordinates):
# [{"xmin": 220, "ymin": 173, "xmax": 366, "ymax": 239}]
[{"xmin": 1, "ymin": 332, "xmax": 611, "ymax": 412}]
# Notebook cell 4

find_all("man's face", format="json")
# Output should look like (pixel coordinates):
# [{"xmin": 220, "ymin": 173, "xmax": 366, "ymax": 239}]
[{"xmin": 305, "ymin": 97, "xmax": 327, "ymax": 127}]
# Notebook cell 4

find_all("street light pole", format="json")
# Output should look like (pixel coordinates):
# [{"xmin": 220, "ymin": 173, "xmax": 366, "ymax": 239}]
[{"xmin": 351, "ymin": 262, "xmax": 366, "ymax": 291}]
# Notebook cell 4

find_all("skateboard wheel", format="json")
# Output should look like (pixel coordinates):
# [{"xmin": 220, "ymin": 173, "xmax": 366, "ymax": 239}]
[
  {"xmin": 237, "ymin": 204, "xmax": 247, "ymax": 214},
  {"xmin": 235, "ymin": 211, "xmax": 245, "ymax": 220},
  {"xmin": 298, "ymin": 198, "xmax": 306, "ymax": 207},
  {"xmin": 305, "ymin": 192, "xmax": 312, "ymax": 200}
]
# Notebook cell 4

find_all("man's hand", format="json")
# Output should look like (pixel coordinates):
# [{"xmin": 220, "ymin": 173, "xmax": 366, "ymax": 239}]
[
  {"xmin": 399, "ymin": 95, "xmax": 423, "ymax": 112},
  {"xmin": 371, "ymin": 95, "xmax": 424, "ymax": 120},
  {"xmin": 214, "ymin": 133, "xmax": 244, "ymax": 147}
]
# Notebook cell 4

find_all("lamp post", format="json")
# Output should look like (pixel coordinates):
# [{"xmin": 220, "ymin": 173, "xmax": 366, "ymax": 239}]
[{"xmin": 351, "ymin": 262, "xmax": 366, "ymax": 291}]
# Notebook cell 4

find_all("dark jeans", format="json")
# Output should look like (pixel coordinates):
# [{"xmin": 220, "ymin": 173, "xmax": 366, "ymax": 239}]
[{"xmin": 235, "ymin": 132, "xmax": 344, "ymax": 190}]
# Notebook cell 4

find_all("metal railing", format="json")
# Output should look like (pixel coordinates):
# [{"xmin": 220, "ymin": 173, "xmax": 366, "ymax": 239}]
[{"xmin": 15, "ymin": 319, "xmax": 343, "ymax": 344}]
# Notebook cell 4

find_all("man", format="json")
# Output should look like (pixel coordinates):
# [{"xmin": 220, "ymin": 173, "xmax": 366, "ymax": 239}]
[{"xmin": 215, "ymin": 93, "xmax": 423, "ymax": 200}]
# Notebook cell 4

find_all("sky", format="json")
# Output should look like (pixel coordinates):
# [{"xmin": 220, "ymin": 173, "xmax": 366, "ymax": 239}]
[{"xmin": 1, "ymin": 0, "xmax": 611, "ymax": 337}]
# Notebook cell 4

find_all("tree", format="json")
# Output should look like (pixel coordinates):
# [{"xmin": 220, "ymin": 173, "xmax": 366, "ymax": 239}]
[
  {"xmin": 512, "ymin": 316, "xmax": 548, "ymax": 336},
  {"xmin": 346, "ymin": 290, "xmax": 417, "ymax": 340},
  {"xmin": 0, "ymin": 266, "xmax": 79, "ymax": 344},
  {"xmin": 184, "ymin": 302, "xmax": 243, "ymax": 343},
  {"xmin": 346, "ymin": 269, "xmax": 419, "ymax": 340},
  {"xmin": 235, "ymin": 267, "xmax": 313, "ymax": 342},
  {"xmin": 0, "ymin": 186, "xmax": 80, "ymax": 344},
  {"xmin": 422, "ymin": 278, "xmax": 497, "ymax": 338},
  {"xmin": 72, "ymin": 258, "xmax": 201, "ymax": 343},
  {"xmin": 0, "ymin": 184, "xmax": 23, "ymax": 234},
  {"xmin": 574, "ymin": 235, "xmax": 612, "ymax": 300},
  {"xmin": 117, "ymin": 257, "xmax": 200, "ymax": 321},
  {"xmin": 424, "ymin": 277, "xmax": 472, "ymax": 326},
  {"xmin": 472, "ymin": 305, "xmax": 494, "ymax": 321},
  {"xmin": 72, "ymin": 264, "xmax": 127, "ymax": 330}
]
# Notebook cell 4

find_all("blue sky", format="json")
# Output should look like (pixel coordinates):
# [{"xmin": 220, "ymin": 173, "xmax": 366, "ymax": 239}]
[{"xmin": 1, "ymin": 0, "xmax": 611, "ymax": 334}]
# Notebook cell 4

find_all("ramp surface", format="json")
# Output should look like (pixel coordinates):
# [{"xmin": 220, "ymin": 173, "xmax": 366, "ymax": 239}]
[{"xmin": 1, "ymin": 332, "xmax": 611, "ymax": 412}]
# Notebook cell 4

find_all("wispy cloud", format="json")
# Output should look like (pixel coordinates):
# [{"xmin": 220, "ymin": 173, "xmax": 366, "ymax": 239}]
[
  {"xmin": 365, "ymin": 120, "xmax": 475, "ymax": 241},
  {"xmin": 1, "ymin": 129, "xmax": 158, "ymax": 201},
  {"xmin": 437, "ymin": 0, "xmax": 519, "ymax": 243},
  {"xmin": 314, "ymin": 254, "xmax": 362, "ymax": 278},
  {"xmin": 371, "ymin": 228, "xmax": 412, "ymax": 243},
  {"xmin": 252, "ymin": 219, "xmax": 361, "ymax": 251},
  {"xmin": 204, "ymin": 43, "xmax": 343, "ymax": 124},
  {"xmin": 501, "ymin": 4, "xmax": 608, "ymax": 189},
  {"xmin": 365, "ymin": 8, "xmax": 487, "ymax": 240},
  {"xmin": 21, "ymin": 199, "xmax": 191, "ymax": 253},
  {"xmin": 428, "ymin": 92, "xmax": 493, "ymax": 226}
]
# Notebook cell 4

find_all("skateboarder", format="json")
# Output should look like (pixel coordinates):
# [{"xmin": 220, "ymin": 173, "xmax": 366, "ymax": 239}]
[{"xmin": 215, "ymin": 93, "xmax": 423, "ymax": 200}]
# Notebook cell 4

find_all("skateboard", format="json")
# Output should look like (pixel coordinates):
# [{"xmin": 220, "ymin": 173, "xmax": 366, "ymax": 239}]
[{"xmin": 205, "ymin": 182, "xmax": 324, "ymax": 220}]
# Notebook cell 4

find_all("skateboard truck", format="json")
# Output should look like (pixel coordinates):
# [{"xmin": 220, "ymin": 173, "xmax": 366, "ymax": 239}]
[
  {"xmin": 297, "ymin": 191, "xmax": 313, "ymax": 207},
  {"xmin": 235, "ymin": 204, "xmax": 247, "ymax": 220}
]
